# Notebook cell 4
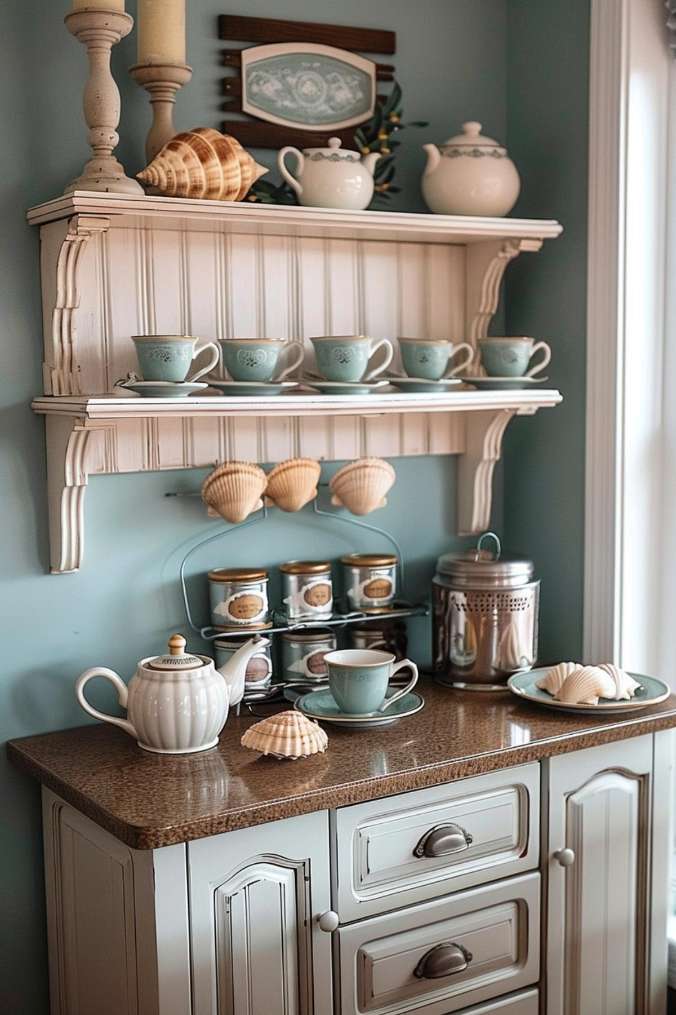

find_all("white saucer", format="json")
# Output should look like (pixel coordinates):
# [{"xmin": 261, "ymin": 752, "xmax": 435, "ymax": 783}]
[
  {"xmin": 464, "ymin": 376, "xmax": 549, "ymax": 391},
  {"xmin": 207, "ymin": 380, "xmax": 298, "ymax": 396},
  {"xmin": 388, "ymin": 377, "xmax": 465, "ymax": 393},
  {"xmin": 303, "ymin": 378, "xmax": 390, "ymax": 395}
]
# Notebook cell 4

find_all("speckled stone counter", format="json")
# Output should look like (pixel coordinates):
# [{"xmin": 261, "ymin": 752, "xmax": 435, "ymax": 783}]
[{"xmin": 9, "ymin": 681, "xmax": 676, "ymax": 849}]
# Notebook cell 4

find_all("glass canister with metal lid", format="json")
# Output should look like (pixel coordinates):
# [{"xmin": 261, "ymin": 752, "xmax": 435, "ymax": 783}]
[
  {"xmin": 279, "ymin": 560, "xmax": 333, "ymax": 621},
  {"xmin": 341, "ymin": 553, "xmax": 398, "ymax": 612},
  {"xmin": 432, "ymin": 532, "xmax": 539, "ymax": 690}
]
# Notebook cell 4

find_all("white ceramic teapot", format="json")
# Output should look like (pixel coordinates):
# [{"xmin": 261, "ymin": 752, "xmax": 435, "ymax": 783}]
[
  {"xmin": 278, "ymin": 136, "xmax": 380, "ymax": 211},
  {"xmin": 421, "ymin": 121, "xmax": 520, "ymax": 217},
  {"xmin": 75, "ymin": 634, "xmax": 269, "ymax": 754}
]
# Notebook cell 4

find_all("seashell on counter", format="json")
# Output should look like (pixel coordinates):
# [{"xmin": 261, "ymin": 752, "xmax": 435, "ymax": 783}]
[
  {"xmin": 201, "ymin": 460, "xmax": 267, "ymax": 523},
  {"xmin": 536, "ymin": 661, "xmax": 581, "ymax": 696},
  {"xmin": 554, "ymin": 665, "xmax": 616, "ymax": 705},
  {"xmin": 597, "ymin": 662, "xmax": 641, "ymax": 700},
  {"xmin": 241, "ymin": 710, "xmax": 328, "ymax": 759},
  {"xmin": 265, "ymin": 458, "xmax": 321, "ymax": 512},
  {"xmin": 329, "ymin": 457, "xmax": 396, "ymax": 515},
  {"xmin": 137, "ymin": 127, "xmax": 268, "ymax": 201}
]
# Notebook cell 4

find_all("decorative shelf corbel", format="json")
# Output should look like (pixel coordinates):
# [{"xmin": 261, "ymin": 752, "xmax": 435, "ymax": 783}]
[
  {"xmin": 458, "ymin": 407, "xmax": 520, "ymax": 534},
  {"xmin": 465, "ymin": 237, "xmax": 543, "ymax": 350}
]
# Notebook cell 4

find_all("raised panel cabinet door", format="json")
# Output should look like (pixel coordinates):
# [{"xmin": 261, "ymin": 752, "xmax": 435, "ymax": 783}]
[
  {"xmin": 545, "ymin": 735, "xmax": 661, "ymax": 1015},
  {"xmin": 188, "ymin": 811, "xmax": 333, "ymax": 1015}
]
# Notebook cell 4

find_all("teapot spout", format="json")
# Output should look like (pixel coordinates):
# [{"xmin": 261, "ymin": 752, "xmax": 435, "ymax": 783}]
[
  {"xmin": 362, "ymin": 151, "xmax": 381, "ymax": 177},
  {"xmin": 422, "ymin": 143, "xmax": 441, "ymax": 176},
  {"xmin": 216, "ymin": 636, "xmax": 270, "ymax": 708}
]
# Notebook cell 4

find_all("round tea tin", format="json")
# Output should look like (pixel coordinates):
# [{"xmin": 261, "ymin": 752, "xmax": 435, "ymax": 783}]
[
  {"xmin": 340, "ymin": 554, "xmax": 398, "ymax": 612},
  {"xmin": 279, "ymin": 561, "xmax": 333, "ymax": 620},
  {"xmin": 214, "ymin": 638, "xmax": 273, "ymax": 690},
  {"xmin": 281, "ymin": 628, "xmax": 337, "ymax": 683},
  {"xmin": 348, "ymin": 618, "xmax": 408, "ymax": 660},
  {"xmin": 208, "ymin": 568, "xmax": 269, "ymax": 629}
]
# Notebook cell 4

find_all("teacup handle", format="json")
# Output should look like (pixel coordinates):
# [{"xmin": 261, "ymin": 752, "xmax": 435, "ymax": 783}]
[
  {"xmin": 278, "ymin": 147, "xmax": 304, "ymax": 198},
  {"xmin": 379, "ymin": 658, "xmax": 419, "ymax": 712},
  {"xmin": 444, "ymin": 342, "xmax": 474, "ymax": 378},
  {"xmin": 188, "ymin": 341, "xmax": 220, "ymax": 382},
  {"xmin": 364, "ymin": 339, "xmax": 394, "ymax": 381},
  {"xmin": 525, "ymin": 340, "xmax": 551, "ymax": 377},
  {"xmin": 276, "ymin": 341, "xmax": 305, "ymax": 381},
  {"xmin": 75, "ymin": 667, "xmax": 138, "ymax": 739}
]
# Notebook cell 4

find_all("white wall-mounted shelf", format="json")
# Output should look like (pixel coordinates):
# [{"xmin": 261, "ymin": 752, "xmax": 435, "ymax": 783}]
[{"xmin": 29, "ymin": 193, "xmax": 563, "ymax": 572}]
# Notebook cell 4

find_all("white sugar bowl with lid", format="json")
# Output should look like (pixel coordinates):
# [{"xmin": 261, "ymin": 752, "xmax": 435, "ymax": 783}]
[
  {"xmin": 422, "ymin": 121, "xmax": 520, "ymax": 217},
  {"xmin": 75, "ymin": 633, "xmax": 269, "ymax": 754},
  {"xmin": 278, "ymin": 136, "xmax": 380, "ymax": 211}
]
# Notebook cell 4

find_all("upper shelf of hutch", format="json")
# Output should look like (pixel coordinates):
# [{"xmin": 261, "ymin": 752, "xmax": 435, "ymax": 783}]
[{"xmin": 27, "ymin": 191, "xmax": 563, "ymax": 246}]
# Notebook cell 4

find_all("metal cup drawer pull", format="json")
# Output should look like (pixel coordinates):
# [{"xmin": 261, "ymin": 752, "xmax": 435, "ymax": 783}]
[
  {"xmin": 414, "ymin": 941, "xmax": 473, "ymax": 979},
  {"xmin": 413, "ymin": 822, "xmax": 474, "ymax": 858}
]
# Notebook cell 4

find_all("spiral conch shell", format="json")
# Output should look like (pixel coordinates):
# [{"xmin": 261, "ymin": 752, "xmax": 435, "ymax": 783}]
[
  {"xmin": 241, "ymin": 711, "xmax": 328, "ymax": 759},
  {"xmin": 137, "ymin": 127, "xmax": 268, "ymax": 201},
  {"xmin": 536, "ymin": 661, "xmax": 580, "ymax": 696}
]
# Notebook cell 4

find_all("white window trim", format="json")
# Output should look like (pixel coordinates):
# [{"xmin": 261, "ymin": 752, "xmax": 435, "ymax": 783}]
[{"xmin": 584, "ymin": 0, "xmax": 670, "ymax": 674}]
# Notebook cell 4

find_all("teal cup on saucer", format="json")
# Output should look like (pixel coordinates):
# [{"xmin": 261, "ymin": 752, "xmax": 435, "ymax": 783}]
[
  {"xmin": 310, "ymin": 335, "xmax": 393, "ymax": 383},
  {"xmin": 219, "ymin": 338, "xmax": 304, "ymax": 382},
  {"xmin": 132, "ymin": 335, "xmax": 219, "ymax": 383},
  {"xmin": 478, "ymin": 336, "xmax": 551, "ymax": 378},
  {"xmin": 324, "ymin": 648, "xmax": 418, "ymax": 714},
  {"xmin": 399, "ymin": 337, "xmax": 474, "ymax": 380}
]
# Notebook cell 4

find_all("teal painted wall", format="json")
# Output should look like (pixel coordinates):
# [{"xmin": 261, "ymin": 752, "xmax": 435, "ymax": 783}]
[
  {"xmin": 0, "ymin": 2, "xmax": 511, "ymax": 1010},
  {"xmin": 504, "ymin": 0, "xmax": 590, "ymax": 662}
]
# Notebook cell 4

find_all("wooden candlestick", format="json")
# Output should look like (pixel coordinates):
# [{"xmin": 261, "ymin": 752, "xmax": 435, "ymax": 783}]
[
  {"xmin": 129, "ymin": 62, "xmax": 193, "ymax": 161},
  {"xmin": 64, "ymin": 9, "xmax": 143, "ymax": 195}
]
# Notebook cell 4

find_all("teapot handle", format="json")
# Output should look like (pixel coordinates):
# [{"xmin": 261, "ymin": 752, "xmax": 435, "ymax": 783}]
[
  {"xmin": 75, "ymin": 667, "xmax": 138, "ymax": 739},
  {"xmin": 278, "ymin": 147, "xmax": 304, "ymax": 197}
]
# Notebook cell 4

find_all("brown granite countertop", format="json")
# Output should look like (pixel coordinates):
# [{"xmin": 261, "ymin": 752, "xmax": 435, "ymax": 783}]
[{"xmin": 8, "ymin": 681, "xmax": 676, "ymax": 850}]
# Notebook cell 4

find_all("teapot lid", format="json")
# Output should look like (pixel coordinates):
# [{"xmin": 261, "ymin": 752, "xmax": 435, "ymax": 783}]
[
  {"xmin": 302, "ymin": 136, "xmax": 361, "ymax": 160},
  {"xmin": 441, "ymin": 121, "xmax": 505, "ymax": 150},
  {"xmin": 147, "ymin": 634, "xmax": 204, "ymax": 671}
]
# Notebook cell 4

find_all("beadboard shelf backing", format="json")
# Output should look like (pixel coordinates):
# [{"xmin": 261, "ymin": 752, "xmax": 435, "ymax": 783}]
[
  {"xmin": 29, "ymin": 193, "xmax": 563, "ymax": 572},
  {"xmin": 34, "ymin": 390, "xmax": 561, "ymax": 574}
]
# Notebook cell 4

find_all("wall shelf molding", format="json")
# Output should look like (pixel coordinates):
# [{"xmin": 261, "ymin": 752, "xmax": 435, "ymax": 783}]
[{"xmin": 29, "ymin": 193, "xmax": 562, "ymax": 572}]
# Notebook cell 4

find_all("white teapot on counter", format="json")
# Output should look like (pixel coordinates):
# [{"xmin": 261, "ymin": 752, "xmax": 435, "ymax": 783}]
[
  {"xmin": 278, "ymin": 136, "xmax": 380, "ymax": 211},
  {"xmin": 75, "ymin": 633, "xmax": 269, "ymax": 754},
  {"xmin": 422, "ymin": 121, "xmax": 520, "ymax": 217}
]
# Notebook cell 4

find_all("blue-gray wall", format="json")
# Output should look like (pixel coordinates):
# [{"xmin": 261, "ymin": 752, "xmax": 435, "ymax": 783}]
[{"xmin": 0, "ymin": 1, "xmax": 587, "ymax": 1010}]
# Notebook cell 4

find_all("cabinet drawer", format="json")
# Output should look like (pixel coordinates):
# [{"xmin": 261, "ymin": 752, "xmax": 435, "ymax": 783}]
[
  {"xmin": 336, "ymin": 873, "xmax": 540, "ymax": 1014},
  {"xmin": 332, "ymin": 764, "xmax": 539, "ymax": 920},
  {"xmin": 457, "ymin": 990, "xmax": 539, "ymax": 1015}
]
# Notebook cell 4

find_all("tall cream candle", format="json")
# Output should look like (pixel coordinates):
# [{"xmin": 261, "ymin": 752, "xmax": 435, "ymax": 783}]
[
  {"xmin": 138, "ymin": 0, "xmax": 186, "ymax": 64},
  {"xmin": 71, "ymin": 0, "xmax": 125, "ymax": 10}
]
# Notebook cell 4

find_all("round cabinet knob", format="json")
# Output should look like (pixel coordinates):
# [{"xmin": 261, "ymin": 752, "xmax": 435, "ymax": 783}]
[
  {"xmin": 553, "ymin": 847, "xmax": 576, "ymax": 867},
  {"xmin": 318, "ymin": 910, "xmax": 339, "ymax": 933}
]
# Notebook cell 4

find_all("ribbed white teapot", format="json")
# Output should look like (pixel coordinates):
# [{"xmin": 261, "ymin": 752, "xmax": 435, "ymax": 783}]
[{"xmin": 75, "ymin": 634, "xmax": 269, "ymax": 754}]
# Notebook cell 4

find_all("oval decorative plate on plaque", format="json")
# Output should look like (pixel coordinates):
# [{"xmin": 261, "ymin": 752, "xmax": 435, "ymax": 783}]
[{"xmin": 241, "ymin": 42, "xmax": 376, "ymax": 131}]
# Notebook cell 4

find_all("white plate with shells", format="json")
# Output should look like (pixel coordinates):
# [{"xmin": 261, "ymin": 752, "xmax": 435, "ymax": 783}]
[{"xmin": 508, "ymin": 662, "xmax": 670, "ymax": 715}]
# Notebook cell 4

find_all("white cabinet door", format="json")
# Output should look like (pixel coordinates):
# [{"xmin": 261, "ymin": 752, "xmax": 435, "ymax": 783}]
[
  {"xmin": 545, "ymin": 734, "xmax": 668, "ymax": 1015},
  {"xmin": 188, "ymin": 811, "xmax": 333, "ymax": 1015}
]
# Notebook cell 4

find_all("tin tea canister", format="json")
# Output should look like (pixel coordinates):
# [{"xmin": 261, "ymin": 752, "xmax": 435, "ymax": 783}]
[
  {"xmin": 281, "ymin": 628, "xmax": 337, "ymax": 683},
  {"xmin": 214, "ymin": 638, "xmax": 273, "ymax": 690},
  {"xmin": 341, "ymin": 553, "xmax": 398, "ymax": 612},
  {"xmin": 208, "ymin": 568, "xmax": 270, "ymax": 629},
  {"xmin": 348, "ymin": 619, "xmax": 408, "ymax": 660},
  {"xmin": 432, "ymin": 532, "xmax": 539, "ymax": 691},
  {"xmin": 280, "ymin": 561, "xmax": 333, "ymax": 620}
]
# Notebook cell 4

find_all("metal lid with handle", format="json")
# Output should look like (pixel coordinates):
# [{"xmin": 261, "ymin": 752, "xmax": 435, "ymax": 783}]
[
  {"xmin": 414, "ymin": 942, "xmax": 473, "ymax": 979},
  {"xmin": 435, "ymin": 531, "xmax": 535, "ymax": 588}
]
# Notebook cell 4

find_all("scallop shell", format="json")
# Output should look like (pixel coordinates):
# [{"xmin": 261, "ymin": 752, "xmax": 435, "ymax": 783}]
[
  {"xmin": 329, "ymin": 457, "xmax": 396, "ymax": 515},
  {"xmin": 137, "ymin": 127, "xmax": 268, "ymax": 201},
  {"xmin": 555, "ymin": 665, "xmax": 616, "ymax": 705},
  {"xmin": 241, "ymin": 710, "xmax": 328, "ymax": 759},
  {"xmin": 265, "ymin": 458, "xmax": 321, "ymax": 512},
  {"xmin": 201, "ymin": 461, "xmax": 267, "ymax": 523},
  {"xmin": 536, "ymin": 661, "xmax": 581, "ymax": 696},
  {"xmin": 597, "ymin": 662, "xmax": 641, "ymax": 700}
]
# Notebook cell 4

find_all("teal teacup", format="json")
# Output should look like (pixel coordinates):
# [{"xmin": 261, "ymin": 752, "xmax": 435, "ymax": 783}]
[
  {"xmin": 479, "ymin": 336, "xmax": 551, "ymax": 378},
  {"xmin": 324, "ymin": 648, "xmax": 418, "ymax": 715},
  {"xmin": 399, "ymin": 337, "xmax": 474, "ymax": 380},
  {"xmin": 132, "ymin": 335, "xmax": 219, "ymax": 383},
  {"xmin": 310, "ymin": 335, "xmax": 393, "ymax": 383},
  {"xmin": 219, "ymin": 338, "xmax": 304, "ymax": 382}
]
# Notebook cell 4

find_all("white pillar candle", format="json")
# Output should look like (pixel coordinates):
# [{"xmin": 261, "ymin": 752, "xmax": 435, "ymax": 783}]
[
  {"xmin": 71, "ymin": 0, "xmax": 125, "ymax": 10},
  {"xmin": 138, "ymin": 0, "xmax": 186, "ymax": 65}
]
